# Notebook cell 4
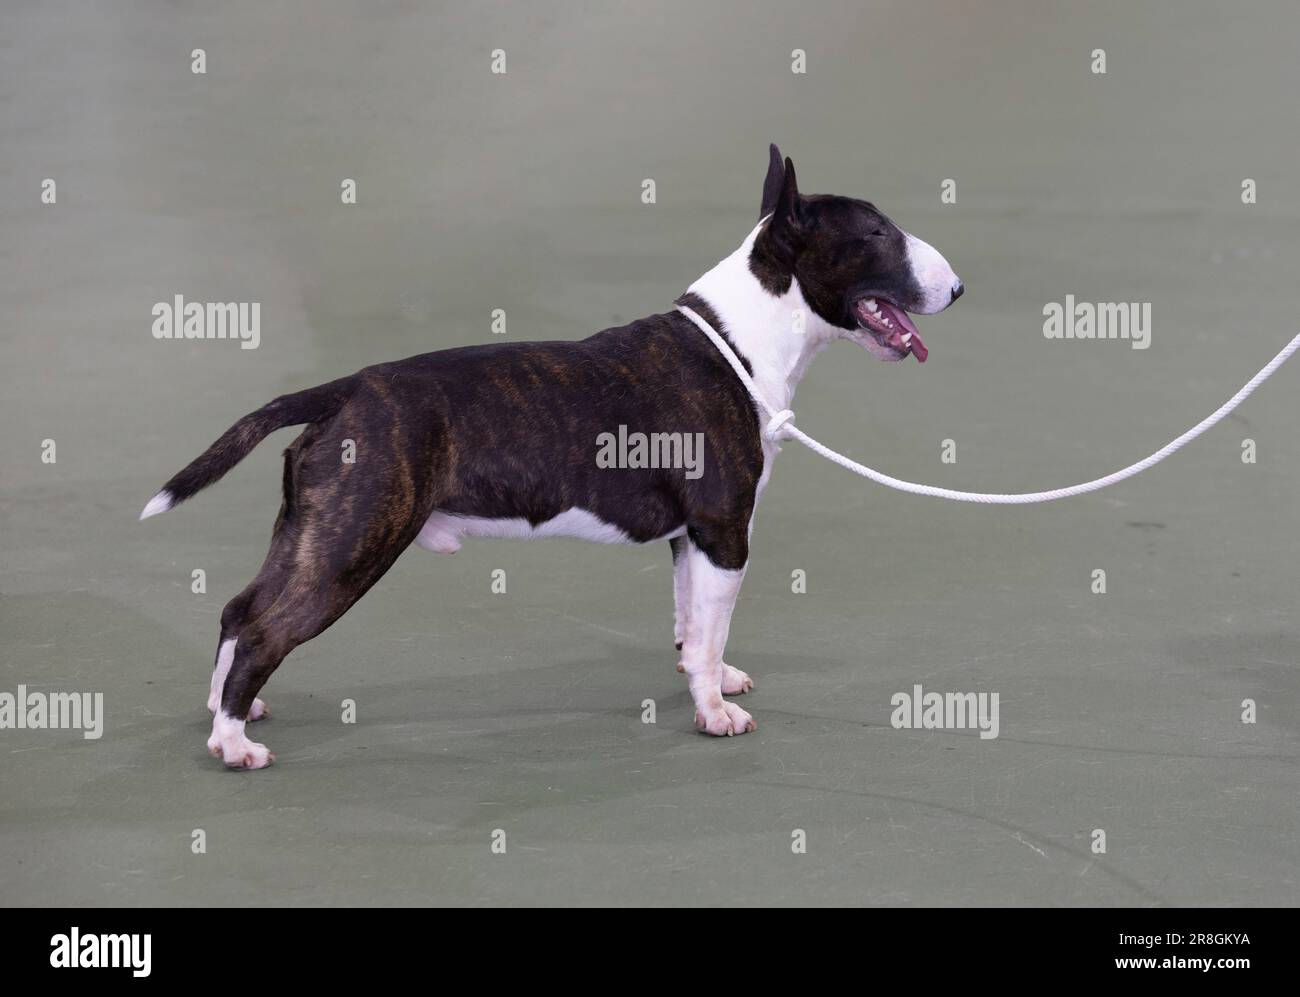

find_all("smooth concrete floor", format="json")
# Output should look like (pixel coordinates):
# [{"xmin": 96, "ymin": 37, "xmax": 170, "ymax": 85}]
[{"xmin": 2, "ymin": 1, "xmax": 1299, "ymax": 906}]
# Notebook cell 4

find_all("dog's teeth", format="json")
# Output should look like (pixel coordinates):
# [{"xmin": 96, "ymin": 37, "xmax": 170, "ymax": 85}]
[
  {"xmin": 901, "ymin": 332, "xmax": 912, "ymax": 345},
  {"xmin": 865, "ymin": 298, "xmax": 879, "ymax": 313}
]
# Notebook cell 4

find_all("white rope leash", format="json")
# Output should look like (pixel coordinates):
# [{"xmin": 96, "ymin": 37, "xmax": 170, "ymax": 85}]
[{"xmin": 677, "ymin": 304, "xmax": 1300, "ymax": 504}]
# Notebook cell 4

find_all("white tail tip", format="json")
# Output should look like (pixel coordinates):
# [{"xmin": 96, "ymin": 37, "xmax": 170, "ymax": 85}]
[{"xmin": 139, "ymin": 490, "xmax": 174, "ymax": 520}]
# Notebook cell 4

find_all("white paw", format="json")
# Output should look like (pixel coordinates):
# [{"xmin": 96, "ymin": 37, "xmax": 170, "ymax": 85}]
[
  {"xmin": 207, "ymin": 714, "xmax": 275, "ymax": 770},
  {"xmin": 207, "ymin": 733, "xmax": 275, "ymax": 769},
  {"xmin": 694, "ymin": 700, "xmax": 756, "ymax": 736},
  {"xmin": 721, "ymin": 663, "xmax": 754, "ymax": 695}
]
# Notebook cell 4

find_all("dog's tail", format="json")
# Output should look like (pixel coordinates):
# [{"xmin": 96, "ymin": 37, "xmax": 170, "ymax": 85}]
[{"xmin": 139, "ymin": 377, "xmax": 352, "ymax": 520}]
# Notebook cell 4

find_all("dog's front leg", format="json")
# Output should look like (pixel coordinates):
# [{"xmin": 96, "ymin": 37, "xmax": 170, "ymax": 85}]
[
  {"xmin": 673, "ymin": 535, "xmax": 755, "ymax": 695},
  {"xmin": 679, "ymin": 536, "xmax": 756, "ymax": 736},
  {"xmin": 669, "ymin": 536, "xmax": 690, "ymax": 651}
]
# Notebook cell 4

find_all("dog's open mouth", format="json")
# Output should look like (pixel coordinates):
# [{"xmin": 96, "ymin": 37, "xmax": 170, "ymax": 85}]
[{"xmin": 853, "ymin": 297, "xmax": 929, "ymax": 362}]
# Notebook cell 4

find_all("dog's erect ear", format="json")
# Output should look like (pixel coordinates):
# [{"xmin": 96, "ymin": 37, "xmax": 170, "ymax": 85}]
[
  {"xmin": 760, "ymin": 143, "xmax": 784, "ymax": 220},
  {"xmin": 764, "ymin": 155, "xmax": 803, "ymax": 260}
]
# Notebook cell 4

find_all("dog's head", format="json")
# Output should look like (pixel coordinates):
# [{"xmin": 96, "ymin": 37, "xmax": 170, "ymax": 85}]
[{"xmin": 751, "ymin": 145, "xmax": 962, "ymax": 362}]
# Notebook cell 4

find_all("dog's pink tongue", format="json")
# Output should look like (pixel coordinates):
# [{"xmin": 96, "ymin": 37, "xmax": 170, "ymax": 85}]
[
  {"xmin": 878, "ymin": 302, "xmax": 928, "ymax": 362},
  {"xmin": 908, "ymin": 331, "xmax": 928, "ymax": 363}
]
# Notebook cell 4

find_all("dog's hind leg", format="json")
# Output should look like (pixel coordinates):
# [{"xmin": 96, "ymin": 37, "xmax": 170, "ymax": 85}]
[
  {"xmin": 206, "ymin": 403, "xmax": 437, "ymax": 769},
  {"xmin": 207, "ymin": 507, "xmax": 423, "ymax": 768},
  {"xmin": 209, "ymin": 561, "xmax": 290, "ymax": 722},
  {"xmin": 206, "ymin": 456, "xmax": 304, "ymax": 721},
  {"xmin": 208, "ymin": 606, "xmax": 282, "ymax": 722}
]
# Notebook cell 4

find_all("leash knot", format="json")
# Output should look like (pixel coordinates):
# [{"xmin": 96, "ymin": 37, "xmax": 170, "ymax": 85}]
[{"xmin": 765, "ymin": 409, "xmax": 795, "ymax": 441}]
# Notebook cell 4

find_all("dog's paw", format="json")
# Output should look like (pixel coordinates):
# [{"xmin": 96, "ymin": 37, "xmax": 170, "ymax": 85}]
[
  {"xmin": 207, "ymin": 715, "xmax": 275, "ymax": 770},
  {"xmin": 207, "ymin": 733, "xmax": 275, "ymax": 770},
  {"xmin": 694, "ymin": 701, "xmax": 756, "ymax": 736},
  {"xmin": 721, "ymin": 663, "xmax": 754, "ymax": 695}
]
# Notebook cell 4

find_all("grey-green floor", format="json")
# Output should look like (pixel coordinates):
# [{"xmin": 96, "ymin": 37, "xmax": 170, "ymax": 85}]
[{"xmin": 3, "ymin": 1, "xmax": 1299, "ymax": 906}]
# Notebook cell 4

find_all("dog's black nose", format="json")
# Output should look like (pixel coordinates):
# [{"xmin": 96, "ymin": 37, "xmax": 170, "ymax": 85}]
[{"xmin": 950, "ymin": 280, "xmax": 964, "ymax": 303}]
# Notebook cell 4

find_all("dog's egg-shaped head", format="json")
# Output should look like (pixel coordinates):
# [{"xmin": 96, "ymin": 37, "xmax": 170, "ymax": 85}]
[{"xmin": 750, "ymin": 145, "xmax": 963, "ymax": 362}]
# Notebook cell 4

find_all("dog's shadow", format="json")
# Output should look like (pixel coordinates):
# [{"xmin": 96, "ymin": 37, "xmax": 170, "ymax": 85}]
[
  {"xmin": 0, "ymin": 589, "xmax": 842, "ymax": 860},
  {"xmin": 256, "ymin": 639, "xmax": 839, "ymax": 806}
]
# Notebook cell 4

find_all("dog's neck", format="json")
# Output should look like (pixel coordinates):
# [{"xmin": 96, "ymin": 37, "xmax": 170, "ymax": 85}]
[{"xmin": 684, "ymin": 220, "xmax": 839, "ymax": 414}]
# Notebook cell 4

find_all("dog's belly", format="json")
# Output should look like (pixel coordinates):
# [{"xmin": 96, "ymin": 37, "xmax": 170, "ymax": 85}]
[{"xmin": 416, "ymin": 508, "xmax": 686, "ymax": 554}]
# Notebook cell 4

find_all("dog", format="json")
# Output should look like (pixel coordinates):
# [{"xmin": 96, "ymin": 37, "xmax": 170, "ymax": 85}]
[{"xmin": 141, "ymin": 145, "xmax": 963, "ymax": 768}]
